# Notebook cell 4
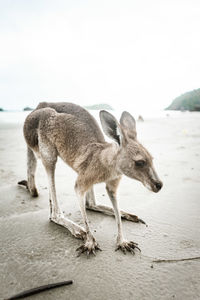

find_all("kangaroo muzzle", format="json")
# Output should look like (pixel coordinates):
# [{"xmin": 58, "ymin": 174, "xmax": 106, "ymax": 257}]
[
  {"xmin": 153, "ymin": 180, "xmax": 163, "ymax": 193},
  {"xmin": 148, "ymin": 167, "xmax": 163, "ymax": 193}
]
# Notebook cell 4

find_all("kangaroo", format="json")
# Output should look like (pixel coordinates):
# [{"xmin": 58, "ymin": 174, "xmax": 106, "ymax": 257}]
[{"xmin": 18, "ymin": 102, "xmax": 163, "ymax": 256}]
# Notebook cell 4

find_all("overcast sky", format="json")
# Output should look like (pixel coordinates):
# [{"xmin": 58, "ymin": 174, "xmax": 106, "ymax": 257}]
[{"xmin": 0, "ymin": 0, "xmax": 200, "ymax": 111}]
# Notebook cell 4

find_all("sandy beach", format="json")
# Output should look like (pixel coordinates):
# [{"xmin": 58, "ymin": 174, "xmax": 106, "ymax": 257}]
[{"xmin": 0, "ymin": 111, "xmax": 200, "ymax": 300}]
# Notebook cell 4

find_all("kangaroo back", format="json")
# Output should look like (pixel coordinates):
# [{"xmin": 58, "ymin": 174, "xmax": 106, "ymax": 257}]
[
  {"xmin": 36, "ymin": 102, "xmax": 105, "ymax": 143},
  {"xmin": 24, "ymin": 102, "xmax": 105, "ymax": 152}
]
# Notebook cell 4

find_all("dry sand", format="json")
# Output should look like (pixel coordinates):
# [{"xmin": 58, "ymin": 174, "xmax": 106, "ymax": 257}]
[{"xmin": 0, "ymin": 112, "xmax": 200, "ymax": 300}]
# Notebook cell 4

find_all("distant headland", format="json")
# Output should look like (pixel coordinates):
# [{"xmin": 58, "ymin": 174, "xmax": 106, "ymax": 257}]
[{"xmin": 166, "ymin": 88, "xmax": 200, "ymax": 111}]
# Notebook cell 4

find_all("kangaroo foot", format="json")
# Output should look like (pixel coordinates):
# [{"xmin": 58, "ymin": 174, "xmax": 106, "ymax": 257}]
[
  {"xmin": 121, "ymin": 213, "xmax": 146, "ymax": 225},
  {"xmin": 50, "ymin": 214, "xmax": 86, "ymax": 240},
  {"xmin": 121, "ymin": 212, "xmax": 146, "ymax": 225},
  {"xmin": 18, "ymin": 180, "xmax": 28, "ymax": 188},
  {"xmin": 86, "ymin": 204, "xmax": 146, "ymax": 225},
  {"xmin": 115, "ymin": 240, "xmax": 141, "ymax": 255},
  {"xmin": 18, "ymin": 180, "xmax": 38, "ymax": 197},
  {"xmin": 76, "ymin": 234, "xmax": 101, "ymax": 257}
]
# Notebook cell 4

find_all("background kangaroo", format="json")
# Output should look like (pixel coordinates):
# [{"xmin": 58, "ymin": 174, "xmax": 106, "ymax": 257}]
[{"xmin": 19, "ymin": 102, "xmax": 163, "ymax": 256}]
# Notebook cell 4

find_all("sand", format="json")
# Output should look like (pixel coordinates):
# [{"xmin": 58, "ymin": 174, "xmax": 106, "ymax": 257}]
[{"xmin": 0, "ymin": 111, "xmax": 200, "ymax": 300}]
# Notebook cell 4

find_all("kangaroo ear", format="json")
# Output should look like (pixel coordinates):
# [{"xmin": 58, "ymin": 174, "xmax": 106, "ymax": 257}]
[
  {"xmin": 120, "ymin": 111, "xmax": 136, "ymax": 131},
  {"xmin": 99, "ymin": 110, "xmax": 122, "ymax": 145},
  {"xmin": 120, "ymin": 111, "xmax": 137, "ymax": 139}
]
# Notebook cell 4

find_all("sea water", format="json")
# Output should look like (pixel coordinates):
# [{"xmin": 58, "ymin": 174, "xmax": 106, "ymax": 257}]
[{"xmin": 0, "ymin": 109, "xmax": 187, "ymax": 126}]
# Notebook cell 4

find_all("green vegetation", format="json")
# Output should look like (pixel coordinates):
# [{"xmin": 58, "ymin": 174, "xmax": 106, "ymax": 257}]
[
  {"xmin": 166, "ymin": 88, "xmax": 200, "ymax": 111},
  {"xmin": 84, "ymin": 103, "xmax": 113, "ymax": 111}
]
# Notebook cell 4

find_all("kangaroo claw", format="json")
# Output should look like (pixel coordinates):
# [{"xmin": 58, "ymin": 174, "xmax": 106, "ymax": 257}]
[
  {"xmin": 115, "ymin": 241, "xmax": 141, "ymax": 255},
  {"xmin": 76, "ymin": 243, "xmax": 101, "ymax": 257}
]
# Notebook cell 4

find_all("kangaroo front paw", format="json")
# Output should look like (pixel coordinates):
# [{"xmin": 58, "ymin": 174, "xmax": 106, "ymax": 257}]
[
  {"xmin": 76, "ymin": 235, "xmax": 101, "ymax": 257},
  {"xmin": 115, "ymin": 241, "xmax": 141, "ymax": 255}
]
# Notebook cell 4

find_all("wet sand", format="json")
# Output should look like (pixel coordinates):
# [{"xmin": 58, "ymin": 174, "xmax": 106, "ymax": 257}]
[{"xmin": 0, "ymin": 112, "xmax": 200, "ymax": 300}]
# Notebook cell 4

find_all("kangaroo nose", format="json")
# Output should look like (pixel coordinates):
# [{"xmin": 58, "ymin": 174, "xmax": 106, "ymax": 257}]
[{"xmin": 155, "ymin": 181, "xmax": 163, "ymax": 191}]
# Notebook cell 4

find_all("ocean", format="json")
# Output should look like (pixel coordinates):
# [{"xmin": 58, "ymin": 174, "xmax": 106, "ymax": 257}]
[{"xmin": 0, "ymin": 109, "xmax": 189, "ymax": 125}]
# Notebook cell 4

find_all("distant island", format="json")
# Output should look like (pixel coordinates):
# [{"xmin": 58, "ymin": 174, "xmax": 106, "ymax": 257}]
[
  {"xmin": 0, "ymin": 108, "xmax": 4, "ymax": 112},
  {"xmin": 84, "ymin": 103, "xmax": 113, "ymax": 110},
  {"xmin": 166, "ymin": 88, "xmax": 200, "ymax": 111},
  {"xmin": 23, "ymin": 107, "xmax": 33, "ymax": 111}
]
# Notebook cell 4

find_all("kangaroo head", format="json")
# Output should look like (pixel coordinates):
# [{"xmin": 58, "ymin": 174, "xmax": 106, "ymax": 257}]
[{"xmin": 100, "ymin": 110, "xmax": 163, "ymax": 193}]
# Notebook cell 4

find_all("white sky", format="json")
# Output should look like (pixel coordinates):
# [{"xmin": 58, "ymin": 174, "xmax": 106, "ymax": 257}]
[{"xmin": 0, "ymin": 0, "xmax": 200, "ymax": 111}]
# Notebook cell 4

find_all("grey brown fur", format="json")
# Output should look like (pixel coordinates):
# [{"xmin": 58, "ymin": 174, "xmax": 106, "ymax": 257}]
[{"xmin": 19, "ymin": 102, "xmax": 163, "ymax": 256}]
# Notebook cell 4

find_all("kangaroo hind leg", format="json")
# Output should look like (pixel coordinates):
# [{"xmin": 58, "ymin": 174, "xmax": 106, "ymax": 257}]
[
  {"xmin": 40, "ymin": 144, "xmax": 86, "ymax": 240},
  {"xmin": 18, "ymin": 146, "xmax": 38, "ymax": 197},
  {"xmin": 85, "ymin": 186, "xmax": 96, "ymax": 207},
  {"xmin": 85, "ymin": 179, "xmax": 145, "ymax": 224}
]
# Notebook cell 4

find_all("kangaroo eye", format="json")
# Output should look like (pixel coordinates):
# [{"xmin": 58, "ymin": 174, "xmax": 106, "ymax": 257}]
[{"xmin": 135, "ymin": 160, "xmax": 146, "ymax": 167}]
